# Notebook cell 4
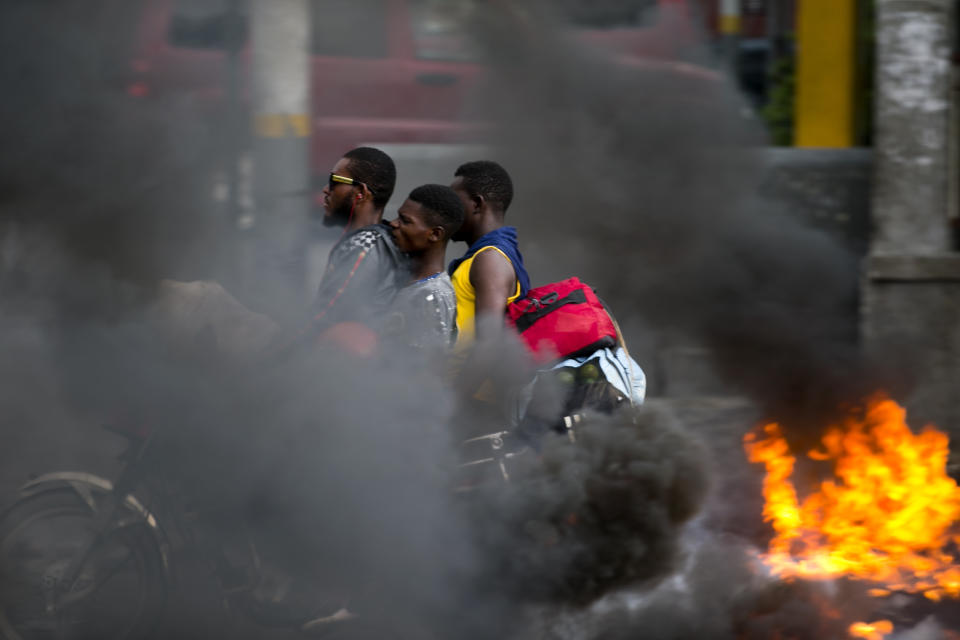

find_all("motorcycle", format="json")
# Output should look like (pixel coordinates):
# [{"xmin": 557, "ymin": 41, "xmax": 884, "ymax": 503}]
[
  {"xmin": 0, "ymin": 415, "xmax": 342, "ymax": 640},
  {"xmin": 0, "ymin": 356, "xmax": 632, "ymax": 640}
]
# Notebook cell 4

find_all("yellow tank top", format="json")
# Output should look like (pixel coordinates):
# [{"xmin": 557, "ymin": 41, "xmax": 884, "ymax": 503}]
[{"xmin": 450, "ymin": 246, "xmax": 522, "ymax": 347}]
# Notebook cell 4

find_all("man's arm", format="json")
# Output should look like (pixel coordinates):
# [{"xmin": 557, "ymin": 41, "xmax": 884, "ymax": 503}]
[
  {"xmin": 454, "ymin": 249, "xmax": 519, "ymax": 399},
  {"xmin": 469, "ymin": 249, "xmax": 517, "ymax": 340}
]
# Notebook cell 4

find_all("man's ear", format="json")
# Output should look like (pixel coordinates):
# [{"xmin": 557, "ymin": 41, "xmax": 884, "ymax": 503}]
[
  {"xmin": 472, "ymin": 194, "xmax": 485, "ymax": 211},
  {"xmin": 429, "ymin": 226, "xmax": 444, "ymax": 243}
]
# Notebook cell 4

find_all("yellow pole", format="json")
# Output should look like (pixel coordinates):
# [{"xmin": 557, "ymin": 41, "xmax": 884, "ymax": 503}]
[
  {"xmin": 794, "ymin": 0, "xmax": 858, "ymax": 147},
  {"xmin": 719, "ymin": 0, "xmax": 741, "ymax": 35},
  {"xmin": 718, "ymin": 0, "xmax": 740, "ymax": 66}
]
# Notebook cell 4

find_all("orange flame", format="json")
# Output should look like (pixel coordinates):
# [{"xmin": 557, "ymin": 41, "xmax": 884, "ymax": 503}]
[
  {"xmin": 849, "ymin": 620, "xmax": 893, "ymax": 640},
  {"xmin": 743, "ymin": 393, "xmax": 960, "ymax": 604}
]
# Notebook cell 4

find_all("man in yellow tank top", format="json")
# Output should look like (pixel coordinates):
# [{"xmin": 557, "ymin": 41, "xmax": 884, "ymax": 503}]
[
  {"xmin": 447, "ymin": 161, "xmax": 530, "ymax": 345},
  {"xmin": 446, "ymin": 161, "xmax": 531, "ymax": 408}
]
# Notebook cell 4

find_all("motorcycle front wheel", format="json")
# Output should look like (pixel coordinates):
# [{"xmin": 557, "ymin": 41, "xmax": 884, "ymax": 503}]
[{"xmin": 0, "ymin": 488, "xmax": 167, "ymax": 640}]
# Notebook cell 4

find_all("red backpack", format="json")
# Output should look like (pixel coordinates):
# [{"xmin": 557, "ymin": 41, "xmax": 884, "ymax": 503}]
[{"xmin": 506, "ymin": 277, "xmax": 619, "ymax": 366}]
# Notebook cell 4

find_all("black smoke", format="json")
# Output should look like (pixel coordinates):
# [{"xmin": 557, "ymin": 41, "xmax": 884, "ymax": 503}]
[
  {"xmin": 465, "ymin": 1, "xmax": 888, "ymax": 443},
  {"xmin": 0, "ymin": 4, "xmax": 714, "ymax": 639},
  {"xmin": 469, "ymin": 404, "xmax": 708, "ymax": 605},
  {"xmin": 0, "ymin": 1, "xmax": 903, "ymax": 639}
]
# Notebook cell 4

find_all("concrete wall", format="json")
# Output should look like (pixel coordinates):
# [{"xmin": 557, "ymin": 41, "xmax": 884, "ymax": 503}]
[
  {"xmin": 864, "ymin": 0, "xmax": 959, "ymax": 437},
  {"xmin": 871, "ymin": 0, "xmax": 954, "ymax": 255},
  {"xmin": 863, "ymin": 256, "xmax": 960, "ymax": 435}
]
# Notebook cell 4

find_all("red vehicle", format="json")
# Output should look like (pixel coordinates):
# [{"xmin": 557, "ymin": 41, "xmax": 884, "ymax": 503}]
[{"xmin": 126, "ymin": 0, "xmax": 703, "ymax": 212}]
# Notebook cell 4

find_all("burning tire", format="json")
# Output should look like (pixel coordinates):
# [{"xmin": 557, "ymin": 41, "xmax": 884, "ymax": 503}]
[{"xmin": 0, "ymin": 488, "xmax": 167, "ymax": 640}]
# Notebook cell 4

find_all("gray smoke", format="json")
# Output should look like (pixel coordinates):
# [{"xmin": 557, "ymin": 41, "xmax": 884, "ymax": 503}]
[
  {"xmin": 449, "ymin": 2, "xmax": 924, "ymax": 636},
  {"xmin": 0, "ymin": 1, "xmax": 916, "ymax": 639},
  {"xmin": 465, "ymin": 1, "xmax": 886, "ymax": 443},
  {"xmin": 0, "ymin": 4, "xmax": 710, "ymax": 638},
  {"xmin": 0, "ymin": 2, "xmax": 220, "ymax": 290},
  {"xmin": 891, "ymin": 618, "xmax": 949, "ymax": 640},
  {"xmin": 517, "ymin": 531, "xmax": 960, "ymax": 640}
]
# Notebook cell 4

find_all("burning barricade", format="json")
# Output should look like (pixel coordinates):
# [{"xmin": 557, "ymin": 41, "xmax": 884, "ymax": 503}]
[{"xmin": 744, "ymin": 393, "xmax": 960, "ymax": 639}]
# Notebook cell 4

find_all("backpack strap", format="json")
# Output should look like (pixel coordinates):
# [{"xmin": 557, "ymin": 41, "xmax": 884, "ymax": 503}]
[{"xmin": 513, "ymin": 288, "xmax": 588, "ymax": 333}]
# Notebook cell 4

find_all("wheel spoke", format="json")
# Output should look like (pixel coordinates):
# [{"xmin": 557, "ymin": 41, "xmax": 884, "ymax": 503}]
[
  {"xmin": 0, "ymin": 489, "xmax": 166, "ymax": 640},
  {"xmin": 56, "ymin": 547, "xmax": 134, "ymax": 609}
]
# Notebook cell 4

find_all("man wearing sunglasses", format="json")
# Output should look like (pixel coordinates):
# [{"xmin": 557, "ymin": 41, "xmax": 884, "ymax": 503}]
[{"xmin": 310, "ymin": 146, "xmax": 408, "ymax": 351}]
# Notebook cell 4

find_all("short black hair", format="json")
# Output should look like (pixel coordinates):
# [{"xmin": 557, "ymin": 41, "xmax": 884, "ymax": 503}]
[
  {"xmin": 454, "ymin": 160, "xmax": 514, "ymax": 212},
  {"xmin": 344, "ymin": 146, "xmax": 396, "ymax": 209},
  {"xmin": 408, "ymin": 184, "xmax": 465, "ymax": 239}
]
